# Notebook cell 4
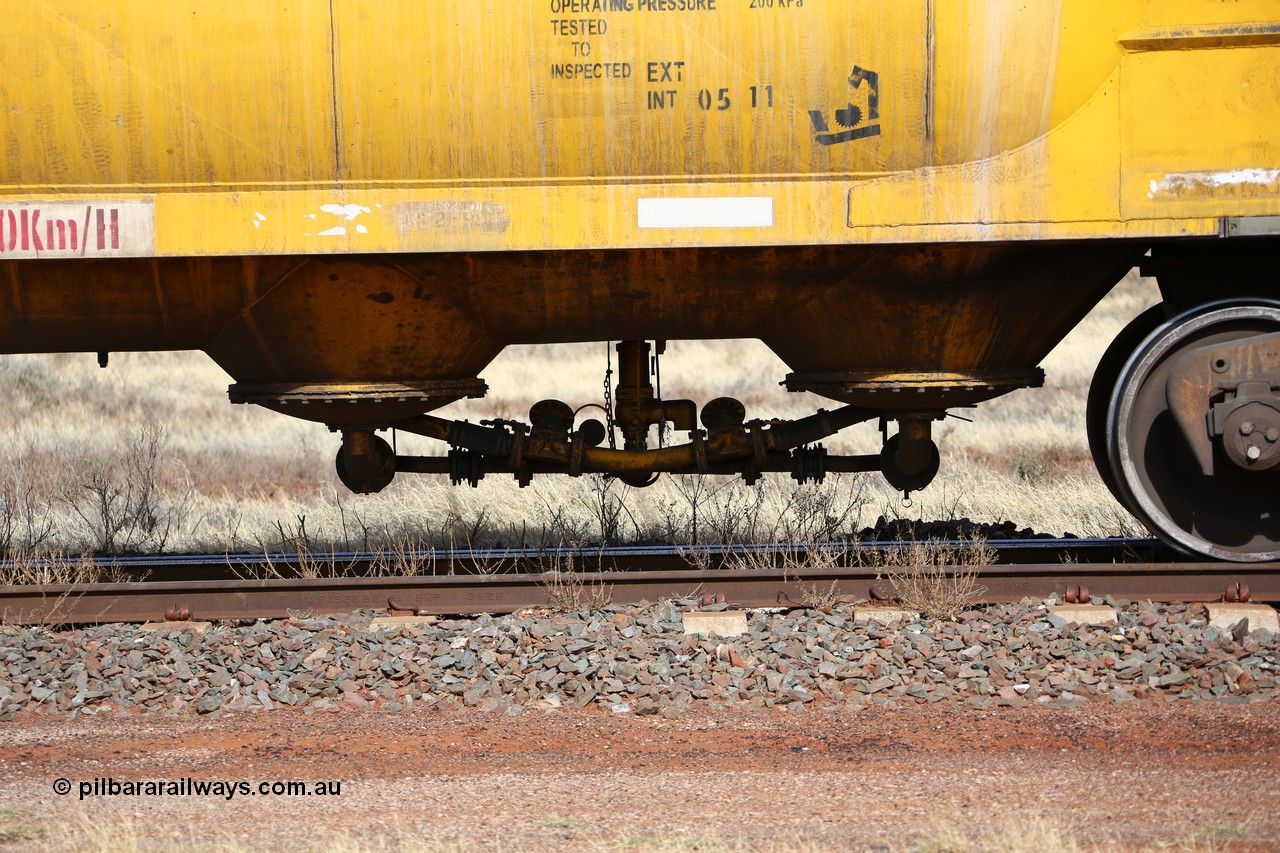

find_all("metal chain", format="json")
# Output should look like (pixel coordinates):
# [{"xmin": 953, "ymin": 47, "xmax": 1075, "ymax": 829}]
[
  {"xmin": 602, "ymin": 341, "xmax": 617, "ymax": 449},
  {"xmin": 654, "ymin": 341, "xmax": 666, "ymax": 448}
]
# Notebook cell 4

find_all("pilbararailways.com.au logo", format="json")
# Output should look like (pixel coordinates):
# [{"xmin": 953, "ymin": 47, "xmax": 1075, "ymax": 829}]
[
  {"xmin": 54, "ymin": 777, "xmax": 341, "ymax": 801},
  {"xmin": 0, "ymin": 201, "xmax": 154, "ymax": 258}
]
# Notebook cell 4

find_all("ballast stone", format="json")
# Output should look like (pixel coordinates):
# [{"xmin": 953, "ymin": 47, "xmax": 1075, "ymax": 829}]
[{"xmin": 3, "ymin": 598, "xmax": 1279, "ymax": 720}]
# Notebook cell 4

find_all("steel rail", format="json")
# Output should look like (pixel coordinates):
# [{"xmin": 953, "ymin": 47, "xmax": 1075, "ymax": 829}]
[
  {"xmin": 0, "ymin": 537, "xmax": 1182, "ymax": 584},
  {"xmin": 1, "ymin": 559, "xmax": 1275, "ymax": 626}
]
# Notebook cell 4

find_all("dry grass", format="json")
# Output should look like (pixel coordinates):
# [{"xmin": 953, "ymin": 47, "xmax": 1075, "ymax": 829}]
[
  {"xmin": 915, "ymin": 821, "xmax": 1081, "ymax": 853},
  {"xmin": 368, "ymin": 537, "xmax": 440, "ymax": 576},
  {"xmin": 873, "ymin": 536, "xmax": 992, "ymax": 622},
  {"xmin": 0, "ymin": 806, "xmax": 40, "ymax": 845},
  {"xmin": 538, "ymin": 548, "xmax": 614, "ymax": 612},
  {"xmin": 7, "ymin": 812, "xmax": 1259, "ymax": 852},
  {"xmin": 912, "ymin": 819, "xmax": 1258, "ymax": 853},
  {"xmin": 0, "ymin": 273, "xmax": 1158, "ymax": 557},
  {"xmin": 798, "ymin": 578, "xmax": 846, "ymax": 610},
  {"xmin": 0, "ymin": 548, "xmax": 113, "ymax": 586}
]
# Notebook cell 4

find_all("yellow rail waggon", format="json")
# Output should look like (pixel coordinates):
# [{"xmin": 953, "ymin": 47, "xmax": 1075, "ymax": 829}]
[{"xmin": 2, "ymin": 0, "xmax": 1278, "ymax": 560}]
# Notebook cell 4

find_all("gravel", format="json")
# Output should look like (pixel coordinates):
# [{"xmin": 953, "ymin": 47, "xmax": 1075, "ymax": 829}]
[{"xmin": 1, "ymin": 598, "xmax": 1277, "ymax": 720}]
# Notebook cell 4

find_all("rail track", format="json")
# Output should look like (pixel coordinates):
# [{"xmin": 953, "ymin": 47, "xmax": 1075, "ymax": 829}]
[{"xmin": 1, "ymin": 538, "xmax": 1275, "ymax": 626}]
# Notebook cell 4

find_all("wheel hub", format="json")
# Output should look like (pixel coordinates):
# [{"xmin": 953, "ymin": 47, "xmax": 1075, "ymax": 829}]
[{"xmin": 1220, "ymin": 396, "xmax": 1280, "ymax": 471}]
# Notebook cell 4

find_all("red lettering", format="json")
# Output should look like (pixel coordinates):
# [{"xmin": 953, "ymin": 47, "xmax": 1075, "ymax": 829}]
[
  {"xmin": 0, "ymin": 205, "xmax": 137, "ymax": 255},
  {"xmin": 80, "ymin": 206, "xmax": 91, "ymax": 255},
  {"xmin": 29, "ymin": 210, "xmax": 42, "ymax": 252}
]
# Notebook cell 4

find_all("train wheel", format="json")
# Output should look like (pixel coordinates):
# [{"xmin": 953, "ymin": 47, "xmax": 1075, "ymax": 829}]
[
  {"xmin": 1086, "ymin": 304, "xmax": 1167, "ymax": 504},
  {"xmin": 1107, "ymin": 301, "xmax": 1280, "ymax": 561}
]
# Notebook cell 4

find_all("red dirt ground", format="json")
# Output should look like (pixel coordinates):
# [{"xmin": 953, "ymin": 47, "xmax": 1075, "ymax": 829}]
[{"xmin": 1, "ymin": 703, "xmax": 1277, "ymax": 850}]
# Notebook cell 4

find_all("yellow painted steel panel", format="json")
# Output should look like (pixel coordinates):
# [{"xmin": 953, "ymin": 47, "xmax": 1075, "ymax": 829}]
[
  {"xmin": 335, "ymin": 0, "xmax": 930, "ymax": 181},
  {"xmin": 1122, "ymin": 47, "xmax": 1280, "ymax": 221},
  {"xmin": 1138, "ymin": 0, "xmax": 1280, "ymax": 29},
  {"xmin": 0, "ymin": 4, "xmax": 335, "ymax": 189},
  {"xmin": 0, "ymin": 1, "xmax": 1276, "ymax": 256}
]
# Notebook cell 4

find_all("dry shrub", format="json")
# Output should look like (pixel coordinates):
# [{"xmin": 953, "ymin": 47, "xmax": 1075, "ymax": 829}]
[
  {"xmin": 442, "ymin": 547, "xmax": 512, "ymax": 577},
  {"xmin": 0, "ymin": 548, "xmax": 126, "ymax": 627},
  {"xmin": 538, "ymin": 548, "xmax": 612, "ymax": 612},
  {"xmin": 873, "ymin": 536, "xmax": 991, "ymax": 621},
  {"xmin": 369, "ymin": 536, "xmax": 439, "ymax": 576},
  {"xmin": 231, "ymin": 546, "xmax": 363, "ymax": 581},
  {"xmin": 0, "ymin": 547, "xmax": 120, "ymax": 586},
  {"xmin": 799, "ymin": 578, "xmax": 844, "ymax": 611},
  {"xmin": 695, "ymin": 538, "xmax": 860, "ymax": 611},
  {"xmin": 59, "ymin": 422, "xmax": 195, "ymax": 554},
  {"xmin": 231, "ymin": 518, "xmax": 363, "ymax": 580},
  {"xmin": 683, "ymin": 534, "xmax": 857, "ymax": 574}
]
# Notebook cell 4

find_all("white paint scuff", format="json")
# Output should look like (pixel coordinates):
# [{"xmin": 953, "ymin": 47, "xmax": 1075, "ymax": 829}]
[
  {"xmin": 1148, "ymin": 168, "xmax": 1280, "ymax": 199},
  {"xmin": 305, "ymin": 203, "xmax": 373, "ymax": 237},
  {"xmin": 320, "ymin": 203, "xmax": 372, "ymax": 221}
]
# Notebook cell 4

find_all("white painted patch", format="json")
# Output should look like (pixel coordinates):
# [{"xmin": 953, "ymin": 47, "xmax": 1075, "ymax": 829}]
[
  {"xmin": 1152, "ymin": 168, "xmax": 1280, "ymax": 198},
  {"xmin": 304, "ymin": 213, "xmax": 317, "ymax": 220},
  {"xmin": 356, "ymin": 224, "xmax": 369, "ymax": 234},
  {"xmin": 320, "ymin": 203, "xmax": 371, "ymax": 221},
  {"xmin": 0, "ymin": 201, "xmax": 155, "ymax": 259},
  {"xmin": 637, "ymin": 197, "xmax": 774, "ymax": 229},
  {"xmin": 317, "ymin": 226, "xmax": 347, "ymax": 237}
]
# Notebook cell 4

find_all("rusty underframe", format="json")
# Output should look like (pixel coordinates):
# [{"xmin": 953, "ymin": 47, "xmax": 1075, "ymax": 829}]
[{"xmin": 333, "ymin": 339, "xmax": 953, "ymax": 494}]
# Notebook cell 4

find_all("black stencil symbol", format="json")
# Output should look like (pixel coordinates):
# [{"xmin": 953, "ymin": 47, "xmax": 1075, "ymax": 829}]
[{"xmin": 809, "ymin": 66, "xmax": 880, "ymax": 146}]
